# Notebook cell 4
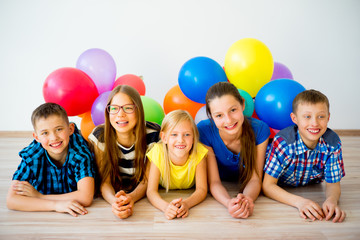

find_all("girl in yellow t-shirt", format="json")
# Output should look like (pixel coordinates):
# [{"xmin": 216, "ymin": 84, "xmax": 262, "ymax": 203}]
[{"xmin": 146, "ymin": 110, "xmax": 208, "ymax": 220}]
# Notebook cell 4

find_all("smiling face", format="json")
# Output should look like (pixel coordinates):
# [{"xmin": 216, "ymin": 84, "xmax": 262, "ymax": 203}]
[
  {"xmin": 291, "ymin": 102, "xmax": 330, "ymax": 149},
  {"xmin": 208, "ymin": 94, "xmax": 245, "ymax": 137},
  {"xmin": 33, "ymin": 115, "xmax": 74, "ymax": 163},
  {"xmin": 109, "ymin": 92, "xmax": 138, "ymax": 138},
  {"xmin": 161, "ymin": 119, "xmax": 194, "ymax": 165}
]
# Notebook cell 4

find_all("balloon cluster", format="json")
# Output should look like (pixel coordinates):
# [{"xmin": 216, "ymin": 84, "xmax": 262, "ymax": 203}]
[
  {"xmin": 43, "ymin": 48, "xmax": 165, "ymax": 140},
  {"xmin": 163, "ymin": 38, "xmax": 306, "ymax": 136}
]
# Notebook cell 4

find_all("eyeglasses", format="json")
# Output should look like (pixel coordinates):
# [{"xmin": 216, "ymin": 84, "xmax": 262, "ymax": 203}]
[{"xmin": 107, "ymin": 104, "xmax": 136, "ymax": 114}]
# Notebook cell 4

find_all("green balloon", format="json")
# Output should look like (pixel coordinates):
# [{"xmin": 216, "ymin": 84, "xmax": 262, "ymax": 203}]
[
  {"xmin": 238, "ymin": 89, "xmax": 254, "ymax": 117},
  {"xmin": 141, "ymin": 96, "xmax": 165, "ymax": 125}
]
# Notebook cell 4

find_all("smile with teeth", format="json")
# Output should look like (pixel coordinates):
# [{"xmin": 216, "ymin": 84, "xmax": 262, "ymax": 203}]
[
  {"xmin": 225, "ymin": 122, "xmax": 237, "ymax": 130},
  {"xmin": 50, "ymin": 142, "xmax": 62, "ymax": 148},
  {"xmin": 308, "ymin": 129, "xmax": 320, "ymax": 134},
  {"xmin": 116, "ymin": 120, "xmax": 128, "ymax": 125},
  {"xmin": 175, "ymin": 145, "xmax": 186, "ymax": 149}
]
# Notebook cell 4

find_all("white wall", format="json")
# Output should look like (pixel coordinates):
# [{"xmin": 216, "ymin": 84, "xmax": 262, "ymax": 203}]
[{"xmin": 0, "ymin": 0, "xmax": 359, "ymax": 131}]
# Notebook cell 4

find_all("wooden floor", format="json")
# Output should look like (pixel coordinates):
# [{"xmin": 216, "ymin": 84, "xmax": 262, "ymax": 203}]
[{"xmin": 0, "ymin": 136, "xmax": 359, "ymax": 239}]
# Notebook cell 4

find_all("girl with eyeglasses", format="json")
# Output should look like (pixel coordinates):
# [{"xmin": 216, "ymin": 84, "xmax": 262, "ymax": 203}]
[{"xmin": 88, "ymin": 85, "xmax": 160, "ymax": 219}]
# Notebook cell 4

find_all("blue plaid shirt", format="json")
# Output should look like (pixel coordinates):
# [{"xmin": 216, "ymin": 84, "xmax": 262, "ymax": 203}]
[
  {"xmin": 264, "ymin": 125, "xmax": 345, "ymax": 187},
  {"xmin": 12, "ymin": 126, "xmax": 95, "ymax": 194}
]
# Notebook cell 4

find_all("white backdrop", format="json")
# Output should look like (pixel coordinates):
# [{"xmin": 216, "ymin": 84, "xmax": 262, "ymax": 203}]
[{"xmin": 0, "ymin": 0, "xmax": 359, "ymax": 131}]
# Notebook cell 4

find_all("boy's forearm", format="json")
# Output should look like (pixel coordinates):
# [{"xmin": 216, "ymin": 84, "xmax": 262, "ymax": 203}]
[
  {"xmin": 262, "ymin": 180, "xmax": 304, "ymax": 209},
  {"xmin": 325, "ymin": 182, "xmax": 341, "ymax": 203},
  {"xmin": 7, "ymin": 191, "xmax": 56, "ymax": 212},
  {"xmin": 40, "ymin": 177, "xmax": 94, "ymax": 206}
]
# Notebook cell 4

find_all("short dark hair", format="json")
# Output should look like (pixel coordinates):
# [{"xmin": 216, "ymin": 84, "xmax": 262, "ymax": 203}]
[
  {"xmin": 292, "ymin": 89, "xmax": 330, "ymax": 114},
  {"xmin": 31, "ymin": 103, "xmax": 69, "ymax": 129}
]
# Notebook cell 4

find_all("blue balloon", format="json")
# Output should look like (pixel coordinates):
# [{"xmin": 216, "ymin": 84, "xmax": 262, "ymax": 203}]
[
  {"xmin": 255, "ymin": 79, "xmax": 306, "ymax": 130},
  {"xmin": 178, "ymin": 56, "xmax": 227, "ymax": 104}
]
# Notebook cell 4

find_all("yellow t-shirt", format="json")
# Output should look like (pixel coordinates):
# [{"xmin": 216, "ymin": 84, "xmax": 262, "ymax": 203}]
[{"xmin": 146, "ymin": 142, "xmax": 208, "ymax": 190}]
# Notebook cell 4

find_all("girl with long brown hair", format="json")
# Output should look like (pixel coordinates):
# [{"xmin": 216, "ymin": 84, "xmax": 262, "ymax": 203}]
[
  {"xmin": 89, "ymin": 85, "xmax": 160, "ymax": 219},
  {"xmin": 197, "ymin": 82, "xmax": 270, "ymax": 218}
]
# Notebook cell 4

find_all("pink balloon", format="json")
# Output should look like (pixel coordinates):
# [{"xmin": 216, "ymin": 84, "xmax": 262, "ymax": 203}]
[
  {"xmin": 43, "ymin": 67, "xmax": 99, "ymax": 116},
  {"xmin": 270, "ymin": 62, "xmax": 294, "ymax": 81},
  {"xmin": 76, "ymin": 48, "xmax": 116, "ymax": 94}
]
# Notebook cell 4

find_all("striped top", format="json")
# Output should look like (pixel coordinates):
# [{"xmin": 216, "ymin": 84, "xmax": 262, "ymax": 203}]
[{"xmin": 89, "ymin": 121, "xmax": 160, "ymax": 190}]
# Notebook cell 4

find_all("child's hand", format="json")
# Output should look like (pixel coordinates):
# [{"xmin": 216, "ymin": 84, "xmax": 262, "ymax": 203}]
[
  {"xmin": 296, "ymin": 198, "xmax": 324, "ymax": 221},
  {"xmin": 227, "ymin": 196, "xmax": 250, "ymax": 219},
  {"xmin": 54, "ymin": 200, "xmax": 88, "ymax": 217},
  {"xmin": 112, "ymin": 190, "xmax": 134, "ymax": 219},
  {"xmin": 236, "ymin": 193, "xmax": 254, "ymax": 217},
  {"xmin": 12, "ymin": 181, "xmax": 41, "ymax": 198},
  {"xmin": 165, "ymin": 198, "xmax": 182, "ymax": 220},
  {"xmin": 176, "ymin": 201, "xmax": 189, "ymax": 219},
  {"xmin": 322, "ymin": 198, "xmax": 346, "ymax": 223}
]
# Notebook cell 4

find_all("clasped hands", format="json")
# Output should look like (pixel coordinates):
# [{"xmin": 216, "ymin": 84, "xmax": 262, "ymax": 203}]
[
  {"xmin": 112, "ymin": 190, "xmax": 134, "ymax": 219},
  {"xmin": 227, "ymin": 193, "xmax": 254, "ymax": 219},
  {"xmin": 164, "ymin": 198, "xmax": 189, "ymax": 220}
]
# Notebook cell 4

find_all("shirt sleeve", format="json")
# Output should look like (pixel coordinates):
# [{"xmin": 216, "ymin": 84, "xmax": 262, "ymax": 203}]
[
  {"xmin": 194, "ymin": 143, "xmax": 209, "ymax": 166},
  {"xmin": 252, "ymin": 118, "xmax": 271, "ymax": 145},
  {"xmin": 71, "ymin": 133, "xmax": 95, "ymax": 182},
  {"xmin": 12, "ymin": 159, "xmax": 32, "ymax": 182},
  {"xmin": 146, "ymin": 143, "xmax": 164, "ymax": 171},
  {"xmin": 197, "ymin": 120, "xmax": 212, "ymax": 147},
  {"xmin": 324, "ymin": 140, "xmax": 345, "ymax": 183},
  {"xmin": 263, "ymin": 136, "xmax": 288, "ymax": 179}
]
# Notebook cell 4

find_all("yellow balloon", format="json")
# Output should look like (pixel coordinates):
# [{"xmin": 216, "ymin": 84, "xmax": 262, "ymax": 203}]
[{"xmin": 224, "ymin": 38, "xmax": 274, "ymax": 97}]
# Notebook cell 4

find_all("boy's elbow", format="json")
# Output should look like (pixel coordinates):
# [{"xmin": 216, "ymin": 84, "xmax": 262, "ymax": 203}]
[{"xmin": 6, "ymin": 192, "xmax": 18, "ymax": 210}]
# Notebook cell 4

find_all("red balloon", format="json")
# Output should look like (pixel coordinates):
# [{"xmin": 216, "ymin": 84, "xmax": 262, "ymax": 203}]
[
  {"xmin": 163, "ymin": 85, "xmax": 205, "ymax": 119},
  {"xmin": 113, "ymin": 74, "xmax": 146, "ymax": 95},
  {"xmin": 43, "ymin": 67, "xmax": 99, "ymax": 116}
]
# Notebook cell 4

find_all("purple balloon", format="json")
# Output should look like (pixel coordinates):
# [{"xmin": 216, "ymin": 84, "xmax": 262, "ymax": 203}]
[
  {"xmin": 91, "ymin": 91, "xmax": 111, "ymax": 126},
  {"xmin": 270, "ymin": 62, "xmax": 294, "ymax": 81},
  {"xmin": 76, "ymin": 48, "xmax": 116, "ymax": 94}
]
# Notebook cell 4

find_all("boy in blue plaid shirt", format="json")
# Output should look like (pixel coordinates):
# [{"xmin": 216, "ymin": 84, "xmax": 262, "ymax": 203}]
[
  {"xmin": 262, "ymin": 90, "xmax": 346, "ymax": 223},
  {"xmin": 7, "ymin": 103, "xmax": 95, "ymax": 217}
]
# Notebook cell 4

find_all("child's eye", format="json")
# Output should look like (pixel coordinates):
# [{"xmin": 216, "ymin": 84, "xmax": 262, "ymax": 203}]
[
  {"xmin": 56, "ymin": 128, "xmax": 63, "ymax": 132},
  {"xmin": 318, "ymin": 115, "xmax": 325, "ymax": 119},
  {"xmin": 304, "ymin": 115, "xmax": 311, "ymax": 119},
  {"xmin": 171, "ymin": 133, "xmax": 177, "ymax": 137},
  {"xmin": 185, "ymin": 133, "xmax": 191, "ymax": 137},
  {"xmin": 215, "ymin": 114, "xmax": 222, "ymax": 118},
  {"xmin": 41, "ymin": 132, "xmax": 48, "ymax": 136},
  {"xmin": 231, "ymin": 108, "xmax": 237, "ymax": 112}
]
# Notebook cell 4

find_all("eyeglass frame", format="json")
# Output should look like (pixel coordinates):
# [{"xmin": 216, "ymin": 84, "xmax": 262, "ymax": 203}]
[{"xmin": 106, "ymin": 104, "xmax": 137, "ymax": 114}]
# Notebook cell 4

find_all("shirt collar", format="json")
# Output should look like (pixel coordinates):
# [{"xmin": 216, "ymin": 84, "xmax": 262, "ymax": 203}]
[{"xmin": 294, "ymin": 130, "xmax": 326, "ymax": 155}]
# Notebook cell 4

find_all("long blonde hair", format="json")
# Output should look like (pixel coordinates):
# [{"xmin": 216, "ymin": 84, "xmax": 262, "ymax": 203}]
[
  {"xmin": 95, "ymin": 85, "xmax": 147, "ymax": 193},
  {"xmin": 205, "ymin": 82, "xmax": 257, "ymax": 192},
  {"xmin": 159, "ymin": 110, "xmax": 199, "ymax": 192}
]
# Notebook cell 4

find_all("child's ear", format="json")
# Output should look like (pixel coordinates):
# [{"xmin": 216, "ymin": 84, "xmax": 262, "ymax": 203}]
[
  {"xmin": 33, "ymin": 132, "xmax": 39, "ymax": 142},
  {"xmin": 160, "ymin": 131, "xmax": 167, "ymax": 143},
  {"xmin": 290, "ymin": 112, "xmax": 298, "ymax": 125},
  {"xmin": 69, "ymin": 123, "xmax": 75, "ymax": 135}
]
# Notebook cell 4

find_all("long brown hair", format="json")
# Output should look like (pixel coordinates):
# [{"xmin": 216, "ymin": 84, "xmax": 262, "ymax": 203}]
[
  {"xmin": 205, "ymin": 82, "xmax": 257, "ymax": 191},
  {"xmin": 95, "ymin": 85, "xmax": 147, "ymax": 193}
]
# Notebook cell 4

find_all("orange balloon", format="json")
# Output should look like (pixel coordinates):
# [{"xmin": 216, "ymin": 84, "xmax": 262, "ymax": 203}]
[
  {"xmin": 163, "ymin": 85, "xmax": 205, "ymax": 119},
  {"xmin": 80, "ymin": 111, "xmax": 96, "ymax": 141}
]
